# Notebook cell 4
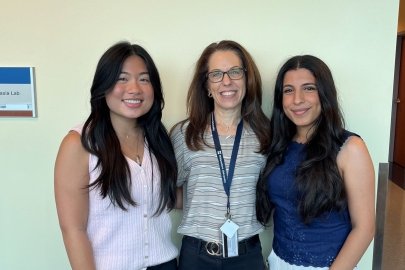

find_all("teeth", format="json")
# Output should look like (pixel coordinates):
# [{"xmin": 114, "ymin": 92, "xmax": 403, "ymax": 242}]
[
  {"xmin": 124, "ymin": 99, "xmax": 141, "ymax": 104},
  {"xmin": 221, "ymin": 91, "xmax": 235, "ymax": 96}
]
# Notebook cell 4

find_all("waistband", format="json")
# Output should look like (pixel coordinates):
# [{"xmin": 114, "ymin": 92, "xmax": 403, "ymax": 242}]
[
  {"xmin": 182, "ymin": 234, "xmax": 260, "ymax": 257},
  {"xmin": 147, "ymin": 258, "xmax": 177, "ymax": 270}
]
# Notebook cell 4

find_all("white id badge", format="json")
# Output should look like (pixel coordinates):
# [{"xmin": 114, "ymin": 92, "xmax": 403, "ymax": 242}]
[{"xmin": 220, "ymin": 219, "xmax": 239, "ymax": 257}]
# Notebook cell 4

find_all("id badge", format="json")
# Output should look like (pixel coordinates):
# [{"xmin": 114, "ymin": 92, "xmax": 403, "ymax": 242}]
[{"xmin": 220, "ymin": 219, "xmax": 239, "ymax": 257}]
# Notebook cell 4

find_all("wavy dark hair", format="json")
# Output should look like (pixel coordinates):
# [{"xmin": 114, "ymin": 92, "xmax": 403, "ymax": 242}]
[
  {"xmin": 256, "ymin": 55, "xmax": 346, "ymax": 225},
  {"xmin": 81, "ymin": 41, "xmax": 177, "ymax": 214},
  {"xmin": 179, "ymin": 40, "xmax": 270, "ymax": 152}
]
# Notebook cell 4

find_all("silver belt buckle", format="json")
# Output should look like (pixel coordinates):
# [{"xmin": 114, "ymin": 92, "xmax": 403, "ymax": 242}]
[{"xmin": 205, "ymin": 241, "xmax": 222, "ymax": 256}]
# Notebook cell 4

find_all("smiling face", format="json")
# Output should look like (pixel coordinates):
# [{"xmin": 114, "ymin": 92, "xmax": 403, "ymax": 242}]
[
  {"xmin": 105, "ymin": 55, "xmax": 154, "ymax": 125},
  {"xmin": 282, "ymin": 68, "xmax": 322, "ymax": 139},
  {"xmin": 206, "ymin": 50, "xmax": 246, "ymax": 114}
]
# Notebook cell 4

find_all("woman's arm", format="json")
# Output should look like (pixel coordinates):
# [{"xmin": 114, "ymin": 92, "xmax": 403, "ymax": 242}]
[
  {"xmin": 175, "ymin": 187, "xmax": 183, "ymax": 209},
  {"xmin": 330, "ymin": 136, "xmax": 375, "ymax": 270},
  {"xmin": 170, "ymin": 123, "xmax": 188, "ymax": 210},
  {"xmin": 54, "ymin": 131, "xmax": 96, "ymax": 270}
]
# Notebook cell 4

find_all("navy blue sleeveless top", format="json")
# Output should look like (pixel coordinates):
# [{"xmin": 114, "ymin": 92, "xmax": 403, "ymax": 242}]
[{"xmin": 266, "ymin": 131, "xmax": 357, "ymax": 267}]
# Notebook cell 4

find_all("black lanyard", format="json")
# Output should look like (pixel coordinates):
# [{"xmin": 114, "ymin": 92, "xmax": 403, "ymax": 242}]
[{"xmin": 210, "ymin": 112, "xmax": 243, "ymax": 218}]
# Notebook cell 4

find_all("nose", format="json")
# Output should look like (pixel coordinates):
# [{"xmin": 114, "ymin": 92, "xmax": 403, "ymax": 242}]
[
  {"xmin": 127, "ymin": 80, "xmax": 141, "ymax": 94},
  {"xmin": 293, "ymin": 89, "xmax": 304, "ymax": 104},
  {"xmin": 222, "ymin": 72, "xmax": 232, "ymax": 85}
]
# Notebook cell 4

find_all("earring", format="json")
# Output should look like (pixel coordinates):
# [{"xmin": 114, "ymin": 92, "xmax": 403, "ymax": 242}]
[{"xmin": 208, "ymin": 91, "xmax": 212, "ymax": 98}]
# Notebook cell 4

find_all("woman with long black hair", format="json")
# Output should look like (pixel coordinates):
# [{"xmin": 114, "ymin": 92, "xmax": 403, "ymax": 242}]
[
  {"xmin": 55, "ymin": 41, "xmax": 178, "ymax": 270},
  {"xmin": 256, "ymin": 55, "xmax": 375, "ymax": 270}
]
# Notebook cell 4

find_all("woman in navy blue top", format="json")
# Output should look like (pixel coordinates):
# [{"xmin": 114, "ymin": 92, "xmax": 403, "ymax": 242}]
[{"xmin": 256, "ymin": 55, "xmax": 375, "ymax": 269}]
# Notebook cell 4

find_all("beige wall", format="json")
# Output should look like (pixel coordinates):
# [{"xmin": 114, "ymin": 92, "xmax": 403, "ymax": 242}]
[{"xmin": 0, "ymin": 1, "xmax": 399, "ymax": 269}]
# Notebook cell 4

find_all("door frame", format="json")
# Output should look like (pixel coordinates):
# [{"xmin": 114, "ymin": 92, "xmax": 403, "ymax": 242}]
[{"xmin": 389, "ymin": 34, "xmax": 405, "ymax": 188}]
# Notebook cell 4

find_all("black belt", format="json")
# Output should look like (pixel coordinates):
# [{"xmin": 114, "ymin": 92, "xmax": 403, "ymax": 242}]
[{"xmin": 183, "ymin": 234, "xmax": 260, "ymax": 257}]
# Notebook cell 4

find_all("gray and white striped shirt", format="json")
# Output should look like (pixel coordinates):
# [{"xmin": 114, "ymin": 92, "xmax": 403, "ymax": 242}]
[{"xmin": 171, "ymin": 121, "xmax": 266, "ymax": 242}]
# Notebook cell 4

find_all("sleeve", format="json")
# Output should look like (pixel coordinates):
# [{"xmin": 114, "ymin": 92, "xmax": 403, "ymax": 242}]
[
  {"xmin": 170, "ymin": 123, "xmax": 189, "ymax": 187},
  {"xmin": 71, "ymin": 123, "xmax": 84, "ymax": 135}
]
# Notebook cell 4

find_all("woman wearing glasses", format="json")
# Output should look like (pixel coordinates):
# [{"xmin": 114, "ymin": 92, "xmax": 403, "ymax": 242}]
[{"xmin": 170, "ymin": 40, "xmax": 270, "ymax": 270}]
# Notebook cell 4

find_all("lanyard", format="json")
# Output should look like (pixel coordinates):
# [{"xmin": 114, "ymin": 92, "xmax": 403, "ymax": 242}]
[{"xmin": 210, "ymin": 112, "xmax": 243, "ymax": 218}]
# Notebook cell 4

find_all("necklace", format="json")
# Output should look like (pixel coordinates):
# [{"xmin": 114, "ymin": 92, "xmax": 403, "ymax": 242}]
[
  {"xmin": 225, "ymin": 125, "xmax": 233, "ymax": 140},
  {"xmin": 133, "ymin": 136, "xmax": 142, "ymax": 165},
  {"xmin": 221, "ymin": 120, "xmax": 240, "ymax": 140},
  {"xmin": 213, "ymin": 112, "xmax": 241, "ymax": 140},
  {"xmin": 134, "ymin": 131, "xmax": 143, "ymax": 165},
  {"xmin": 123, "ymin": 129, "xmax": 143, "ymax": 165}
]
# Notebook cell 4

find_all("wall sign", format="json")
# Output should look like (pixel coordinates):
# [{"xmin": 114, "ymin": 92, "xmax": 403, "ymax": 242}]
[{"xmin": 0, "ymin": 67, "xmax": 36, "ymax": 117}]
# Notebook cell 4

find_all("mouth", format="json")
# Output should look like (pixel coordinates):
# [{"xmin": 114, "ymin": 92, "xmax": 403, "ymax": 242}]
[
  {"xmin": 291, "ymin": 108, "xmax": 309, "ymax": 115},
  {"xmin": 123, "ymin": 99, "xmax": 142, "ymax": 104},
  {"xmin": 219, "ymin": 90, "xmax": 237, "ymax": 96}
]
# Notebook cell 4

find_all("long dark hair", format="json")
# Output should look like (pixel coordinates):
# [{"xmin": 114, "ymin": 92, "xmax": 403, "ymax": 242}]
[
  {"xmin": 181, "ymin": 40, "xmax": 270, "ymax": 152},
  {"xmin": 81, "ymin": 41, "xmax": 177, "ymax": 214},
  {"xmin": 256, "ymin": 55, "xmax": 346, "ymax": 224}
]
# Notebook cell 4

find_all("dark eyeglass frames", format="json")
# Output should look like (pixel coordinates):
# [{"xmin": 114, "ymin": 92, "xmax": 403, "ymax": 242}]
[{"xmin": 206, "ymin": 67, "xmax": 246, "ymax": 83}]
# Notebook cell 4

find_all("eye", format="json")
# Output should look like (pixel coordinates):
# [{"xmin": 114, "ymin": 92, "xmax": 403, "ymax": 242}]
[
  {"xmin": 117, "ymin": 76, "xmax": 128, "ymax": 82},
  {"xmin": 139, "ymin": 75, "xmax": 150, "ymax": 84},
  {"xmin": 228, "ymin": 68, "xmax": 242, "ymax": 77},
  {"xmin": 210, "ymin": 71, "xmax": 223, "ymax": 79},
  {"xmin": 303, "ymin": 85, "xmax": 317, "ymax": 91},
  {"xmin": 283, "ymin": 87, "xmax": 293, "ymax": 94}
]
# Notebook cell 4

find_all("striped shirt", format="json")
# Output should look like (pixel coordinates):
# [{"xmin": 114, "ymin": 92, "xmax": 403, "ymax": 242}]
[
  {"xmin": 170, "ymin": 121, "xmax": 265, "ymax": 242},
  {"xmin": 73, "ymin": 126, "xmax": 178, "ymax": 270}
]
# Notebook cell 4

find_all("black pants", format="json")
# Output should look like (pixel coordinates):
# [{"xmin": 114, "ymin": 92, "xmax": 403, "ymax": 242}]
[
  {"xmin": 178, "ymin": 235, "xmax": 265, "ymax": 270},
  {"xmin": 147, "ymin": 258, "xmax": 177, "ymax": 270}
]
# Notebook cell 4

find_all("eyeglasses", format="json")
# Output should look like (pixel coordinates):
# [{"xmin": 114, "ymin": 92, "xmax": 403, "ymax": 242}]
[{"xmin": 206, "ymin": 67, "xmax": 246, "ymax": 83}]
